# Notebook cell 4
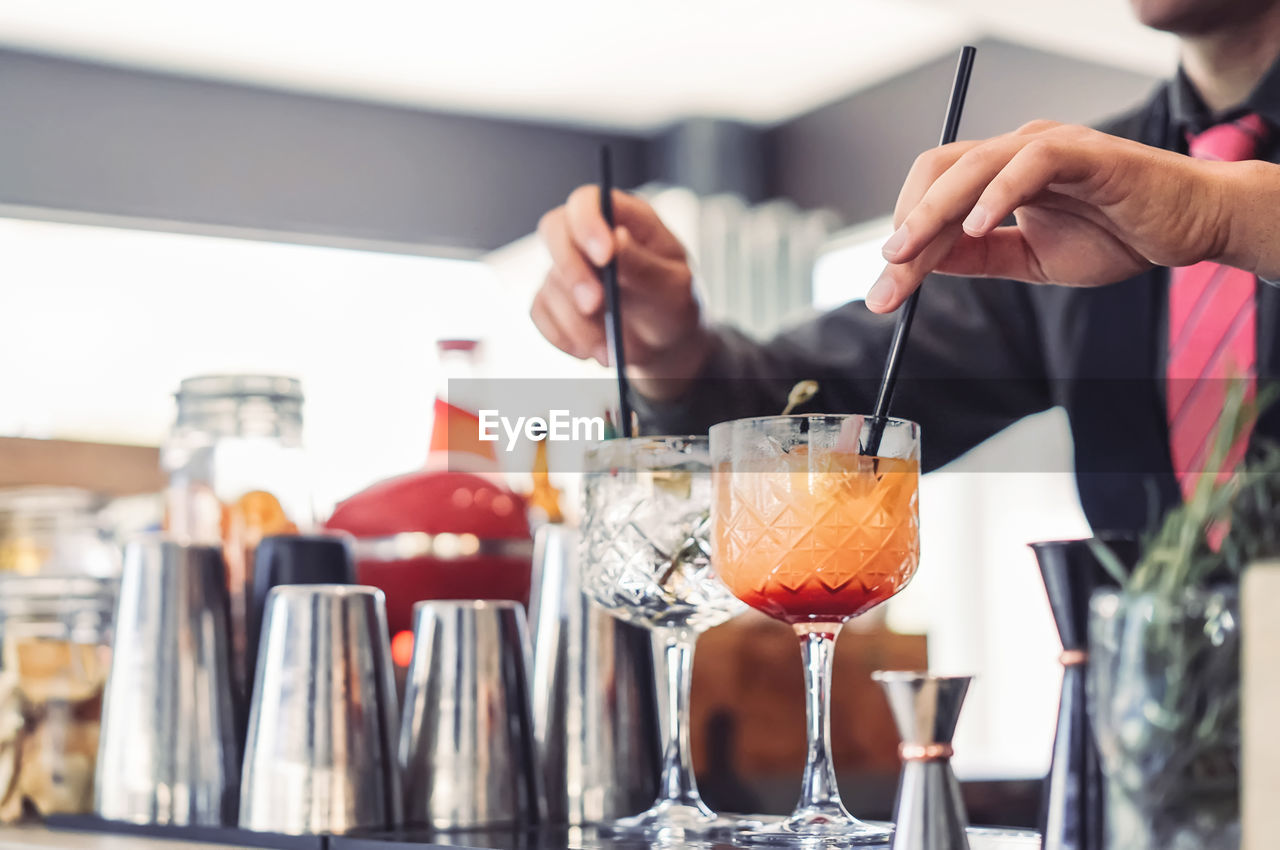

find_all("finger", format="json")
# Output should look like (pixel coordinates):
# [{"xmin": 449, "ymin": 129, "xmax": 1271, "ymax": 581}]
[
  {"xmin": 612, "ymin": 227, "xmax": 699, "ymax": 351},
  {"xmin": 959, "ymin": 139, "xmax": 1096, "ymax": 237},
  {"xmin": 866, "ymin": 223, "xmax": 966, "ymax": 312},
  {"xmin": 562, "ymin": 187, "xmax": 614, "ymax": 266},
  {"xmin": 541, "ymin": 258, "xmax": 603, "ymax": 316},
  {"xmin": 529, "ymin": 290, "xmax": 577, "ymax": 358},
  {"xmin": 538, "ymin": 207, "xmax": 601, "ymax": 308},
  {"xmin": 892, "ymin": 140, "xmax": 983, "ymax": 227},
  {"xmin": 884, "ymin": 134, "xmax": 1041, "ymax": 263},
  {"xmin": 541, "ymin": 267, "xmax": 608, "ymax": 339},
  {"xmin": 1012, "ymin": 119, "xmax": 1062, "ymax": 136},
  {"xmin": 565, "ymin": 186, "xmax": 687, "ymax": 264},
  {"xmin": 530, "ymin": 283, "xmax": 607, "ymax": 362},
  {"xmin": 888, "ymin": 124, "xmax": 1064, "ymax": 231},
  {"xmin": 545, "ymin": 287, "xmax": 608, "ymax": 362}
]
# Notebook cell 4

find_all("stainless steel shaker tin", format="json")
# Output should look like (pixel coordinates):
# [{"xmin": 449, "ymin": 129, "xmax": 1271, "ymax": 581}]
[
  {"xmin": 399, "ymin": 599, "xmax": 542, "ymax": 829},
  {"xmin": 528, "ymin": 524, "xmax": 661, "ymax": 825},
  {"xmin": 239, "ymin": 584, "xmax": 402, "ymax": 835},
  {"xmin": 95, "ymin": 539, "xmax": 239, "ymax": 826}
]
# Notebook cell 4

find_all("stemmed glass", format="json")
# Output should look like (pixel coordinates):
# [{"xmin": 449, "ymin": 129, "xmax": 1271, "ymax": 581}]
[
  {"xmin": 581, "ymin": 436, "xmax": 749, "ymax": 837},
  {"xmin": 710, "ymin": 415, "xmax": 921, "ymax": 845}
]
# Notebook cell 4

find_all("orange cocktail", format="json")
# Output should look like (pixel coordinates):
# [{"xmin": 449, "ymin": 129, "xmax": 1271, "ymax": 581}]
[
  {"xmin": 709, "ymin": 414, "xmax": 920, "ymax": 846},
  {"xmin": 715, "ymin": 450, "xmax": 919, "ymax": 624}
]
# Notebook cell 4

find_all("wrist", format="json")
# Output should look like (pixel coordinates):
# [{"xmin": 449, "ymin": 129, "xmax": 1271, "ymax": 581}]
[
  {"xmin": 632, "ymin": 324, "xmax": 715, "ymax": 402},
  {"xmin": 1216, "ymin": 160, "xmax": 1280, "ymax": 279}
]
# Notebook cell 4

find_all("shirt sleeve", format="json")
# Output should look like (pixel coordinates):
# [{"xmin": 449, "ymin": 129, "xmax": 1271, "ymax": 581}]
[{"xmin": 634, "ymin": 274, "xmax": 1055, "ymax": 473}]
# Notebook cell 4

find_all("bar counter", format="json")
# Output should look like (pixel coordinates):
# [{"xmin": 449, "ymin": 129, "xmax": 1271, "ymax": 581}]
[{"xmin": 1, "ymin": 824, "xmax": 1039, "ymax": 850}]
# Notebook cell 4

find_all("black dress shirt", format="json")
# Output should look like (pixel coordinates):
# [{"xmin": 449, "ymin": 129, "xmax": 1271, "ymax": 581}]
[{"xmin": 639, "ymin": 60, "xmax": 1280, "ymax": 535}]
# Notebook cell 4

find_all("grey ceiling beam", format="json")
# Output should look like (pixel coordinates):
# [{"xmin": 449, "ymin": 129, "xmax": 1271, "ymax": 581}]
[{"xmin": 0, "ymin": 47, "xmax": 648, "ymax": 255}]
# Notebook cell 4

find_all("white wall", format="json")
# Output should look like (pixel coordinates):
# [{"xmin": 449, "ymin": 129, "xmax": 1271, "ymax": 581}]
[{"xmin": 1, "ymin": 217, "xmax": 501, "ymax": 515}]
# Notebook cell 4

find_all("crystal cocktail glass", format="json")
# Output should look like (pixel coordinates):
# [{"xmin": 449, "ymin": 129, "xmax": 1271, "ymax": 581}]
[
  {"xmin": 710, "ymin": 415, "xmax": 921, "ymax": 845},
  {"xmin": 582, "ymin": 436, "xmax": 749, "ymax": 837}
]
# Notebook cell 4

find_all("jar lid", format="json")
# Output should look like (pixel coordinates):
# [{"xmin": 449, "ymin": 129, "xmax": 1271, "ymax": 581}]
[{"xmin": 176, "ymin": 375, "xmax": 303, "ymax": 404}]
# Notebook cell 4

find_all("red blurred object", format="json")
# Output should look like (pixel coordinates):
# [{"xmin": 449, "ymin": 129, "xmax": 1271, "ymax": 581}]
[
  {"xmin": 325, "ymin": 470, "xmax": 531, "ymax": 636},
  {"xmin": 325, "ymin": 339, "xmax": 532, "ymax": 638},
  {"xmin": 390, "ymin": 629, "xmax": 416, "ymax": 668}
]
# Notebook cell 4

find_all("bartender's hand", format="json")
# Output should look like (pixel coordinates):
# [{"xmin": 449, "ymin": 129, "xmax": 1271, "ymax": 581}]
[
  {"xmin": 531, "ymin": 187, "xmax": 711, "ymax": 400},
  {"xmin": 868, "ymin": 120, "xmax": 1280, "ymax": 312}
]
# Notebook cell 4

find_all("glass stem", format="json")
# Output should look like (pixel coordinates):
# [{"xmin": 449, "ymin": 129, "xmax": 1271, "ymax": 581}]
[
  {"xmin": 658, "ymin": 627, "xmax": 704, "ymax": 807},
  {"xmin": 795, "ymin": 623, "xmax": 848, "ymax": 815}
]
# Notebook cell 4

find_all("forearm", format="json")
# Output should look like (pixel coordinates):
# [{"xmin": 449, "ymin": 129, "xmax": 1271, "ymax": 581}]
[{"xmin": 633, "ymin": 326, "xmax": 812, "ymax": 435}]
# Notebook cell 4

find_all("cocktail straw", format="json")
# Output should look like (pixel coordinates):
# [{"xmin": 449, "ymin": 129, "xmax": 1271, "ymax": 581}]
[
  {"xmin": 598, "ymin": 145, "xmax": 635, "ymax": 438},
  {"xmin": 865, "ymin": 45, "xmax": 977, "ymax": 456}
]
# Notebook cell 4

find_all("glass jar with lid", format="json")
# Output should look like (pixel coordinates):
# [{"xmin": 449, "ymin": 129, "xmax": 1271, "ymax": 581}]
[
  {"xmin": 0, "ymin": 575, "xmax": 116, "ymax": 822},
  {"xmin": 0, "ymin": 489, "xmax": 118, "ymax": 577},
  {"xmin": 162, "ymin": 374, "xmax": 313, "ymax": 695}
]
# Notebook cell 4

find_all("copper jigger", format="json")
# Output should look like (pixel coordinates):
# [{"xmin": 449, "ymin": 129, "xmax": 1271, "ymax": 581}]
[{"xmin": 874, "ymin": 671, "xmax": 973, "ymax": 850}]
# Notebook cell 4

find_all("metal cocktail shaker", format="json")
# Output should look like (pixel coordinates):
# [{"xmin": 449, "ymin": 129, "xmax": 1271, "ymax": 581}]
[
  {"xmin": 527, "ymin": 524, "xmax": 661, "ymax": 825},
  {"xmin": 239, "ymin": 584, "xmax": 402, "ymax": 835},
  {"xmin": 95, "ymin": 540, "xmax": 239, "ymax": 826},
  {"xmin": 399, "ymin": 599, "xmax": 542, "ymax": 828}
]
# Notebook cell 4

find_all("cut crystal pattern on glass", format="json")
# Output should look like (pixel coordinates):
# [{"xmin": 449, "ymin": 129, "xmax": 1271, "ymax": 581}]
[{"xmin": 583, "ymin": 457, "xmax": 745, "ymax": 632}]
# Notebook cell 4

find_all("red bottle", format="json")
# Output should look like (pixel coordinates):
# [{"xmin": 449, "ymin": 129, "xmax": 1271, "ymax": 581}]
[{"xmin": 325, "ymin": 340, "xmax": 532, "ymax": 650}]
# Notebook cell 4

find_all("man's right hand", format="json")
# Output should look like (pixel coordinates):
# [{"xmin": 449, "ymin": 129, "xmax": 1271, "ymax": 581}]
[{"xmin": 531, "ymin": 186, "xmax": 712, "ymax": 401}]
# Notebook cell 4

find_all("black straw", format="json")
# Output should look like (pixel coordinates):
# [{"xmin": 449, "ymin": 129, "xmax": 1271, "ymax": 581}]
[
  {"xmin": 865, "ymin": 45, "xmax": 977, "ymax": 456},
  {"xmin": 598, "ymin": 145, "xmax": 635, "ymax": 438}
]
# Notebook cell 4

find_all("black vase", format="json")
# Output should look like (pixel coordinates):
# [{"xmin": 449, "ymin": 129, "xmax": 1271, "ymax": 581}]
[{"xmin": 1029, "ymin": 535, "xmax": 1138, "ymax": 850}]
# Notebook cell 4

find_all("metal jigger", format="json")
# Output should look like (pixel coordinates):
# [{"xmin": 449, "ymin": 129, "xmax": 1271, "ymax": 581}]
[
  {"xmin": 239, "ymin": 584, "xmax": 402, "ymax": 835},
  {"xmin": 874, "ymin": 672, "xmax": 973, "ymax": 850},
  {"xmin": 399, "ymin": 599, "xmax": 543, "ymax": 829},
  {"xmin": 1030, "ymin": 536, "xmax": 1137, "ymax": 850},
  {"xmin": 95, "ymin": 540, "xmax": 240, "ymax": 826}
]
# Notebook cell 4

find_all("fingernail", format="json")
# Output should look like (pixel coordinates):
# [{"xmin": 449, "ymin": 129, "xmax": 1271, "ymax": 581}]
[
  {"xmin": 593, "ymin": 345, "xmax": 609, "ymax": 366},
  {"xmin": 586, "ymin": 238, "xmax": 610, "ymax": 266},
  {"xmin": 572, "ymin": 281, "xmax": 598, "ymax": 313},
  {"xmin": 963, "ymin": 204, "xmax": 989, "ymax": 234},
  {"xmin": 881, "ymin": 225, "xmax": 909, "ymax": 261},
  {"xmin": 866, "ymin": 270, "xmax": 894, "ymax": 312}
]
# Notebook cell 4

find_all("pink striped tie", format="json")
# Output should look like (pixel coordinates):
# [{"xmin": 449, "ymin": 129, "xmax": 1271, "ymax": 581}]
[{"xmin": 1166, "ymin": 113, "xmax": 1267, "ymax": 501}]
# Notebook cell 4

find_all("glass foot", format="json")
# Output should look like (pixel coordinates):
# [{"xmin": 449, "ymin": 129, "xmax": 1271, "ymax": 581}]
[
  {"xmin": 738, "ymin": 807, "xmax": 892, "ymax": 846},
  {"xmin": 603, "ymin": 799, "xmax": 758, "ymax": 839}
]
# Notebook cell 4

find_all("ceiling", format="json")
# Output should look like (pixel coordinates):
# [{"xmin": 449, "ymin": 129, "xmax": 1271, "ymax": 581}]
[{"xmin": 0, "ymin": 0, "xmax": 1177, "ymax": 131}]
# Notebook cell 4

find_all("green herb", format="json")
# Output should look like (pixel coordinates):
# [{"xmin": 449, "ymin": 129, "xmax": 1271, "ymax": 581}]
[{"xmin": 1087, "ymin": 376, "xmax": 1279, "ymax": 847}]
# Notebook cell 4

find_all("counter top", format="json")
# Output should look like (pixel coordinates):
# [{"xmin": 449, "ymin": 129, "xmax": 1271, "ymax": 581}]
[
  {"xmin": 5, "ymin": 823, "xmax": 1039, "ymax": 850},
  {"xmin": 0, "ymin": 825, "xmax": 261, "ymax": 850}
]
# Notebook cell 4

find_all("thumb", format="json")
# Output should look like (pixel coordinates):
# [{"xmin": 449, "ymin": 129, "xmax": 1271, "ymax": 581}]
[{"xmin": 931, "ymin": 228, "xmax": 1046, "ymax": 282}]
